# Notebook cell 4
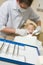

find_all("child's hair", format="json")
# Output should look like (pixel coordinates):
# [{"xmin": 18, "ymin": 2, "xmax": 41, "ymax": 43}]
[
  {"xmin": 24, "ymin": 19, "xmax": 37, "ymax": 29},
  {"xmin": 18, "ymin": 0, "xmax": 33, "ymax": 6},
  {"xmin": 24, "ymin": 23, "xmax": 36, "ymax": 30}
]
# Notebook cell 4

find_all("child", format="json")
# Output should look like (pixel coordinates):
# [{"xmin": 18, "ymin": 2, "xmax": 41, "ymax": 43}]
[
  {"xmin": 15, "ymin": 19, "xmax": 37, "ymax": 36},
  {"xmin": 14, "ymin": 20, "xmax": 42, "ymax": 55}
]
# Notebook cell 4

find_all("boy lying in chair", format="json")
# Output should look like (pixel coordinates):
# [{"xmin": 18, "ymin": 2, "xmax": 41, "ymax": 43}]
[{"xmin": 14, "ymin": 20, "xmax": 42, "ymax": 55}]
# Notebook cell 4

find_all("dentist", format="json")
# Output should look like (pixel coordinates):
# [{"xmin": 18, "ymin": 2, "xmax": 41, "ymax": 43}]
[{"xmin": 0, "ymin": 0, "xmax": 41, "ymax": 36}]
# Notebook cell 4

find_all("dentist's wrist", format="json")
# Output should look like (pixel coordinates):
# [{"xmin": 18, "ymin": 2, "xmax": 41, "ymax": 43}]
[{"xmin": 32, "ymin": 26, "xmax": 41, "ymax": 35}]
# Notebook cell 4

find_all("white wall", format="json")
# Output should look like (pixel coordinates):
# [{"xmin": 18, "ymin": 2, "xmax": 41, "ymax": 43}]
[{"xmin": 32, "ymin": 0, "xmax": 43, "ymax": 32}]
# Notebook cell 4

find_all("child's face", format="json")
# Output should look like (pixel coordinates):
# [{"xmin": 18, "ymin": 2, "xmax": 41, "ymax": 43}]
[{"xmin": 27, "ymin": 24, "xmax": 35, "ymax": 34}]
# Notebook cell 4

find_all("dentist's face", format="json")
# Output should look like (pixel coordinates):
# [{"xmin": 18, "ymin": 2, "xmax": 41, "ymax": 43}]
[
  {"xmin": 17, "ymin": 0, "xmax": 29, "ymax": 9},
  {"xmin": 19, "ymin": 3, "xmax": 29, "ymax": 9},
  {"xmin": 16, "ymin": 0, "xmax": 29, "ymax": 12}
]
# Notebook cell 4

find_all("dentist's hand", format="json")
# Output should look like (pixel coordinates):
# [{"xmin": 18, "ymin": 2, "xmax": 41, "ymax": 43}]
[
  {"xmin": 32, "ymin": 26, "xmax": 41, "ymax": 35},
  {"xmin": 15, "ymin": 29, "xmax": 27, "ymax": 36}
]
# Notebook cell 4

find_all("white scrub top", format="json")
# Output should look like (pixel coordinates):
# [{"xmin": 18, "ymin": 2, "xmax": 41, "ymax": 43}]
[{"xmin": 0, "ymin": 0, "xmax": 40, "ymax": 30}]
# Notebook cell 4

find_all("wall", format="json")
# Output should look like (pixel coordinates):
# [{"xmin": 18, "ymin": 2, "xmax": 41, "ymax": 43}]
[
  {"xmin": 32, "ymin": 0, "xmax": 43, "ymax": 32},
  {"xmin": 0, "ymin": 0, "xmax": 6, "ymax": 5}
]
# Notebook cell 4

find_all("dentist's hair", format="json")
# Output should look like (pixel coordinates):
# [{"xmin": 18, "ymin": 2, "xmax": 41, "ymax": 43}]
[{"xmin": 18, "ymin": 0, "xmax": 33, "ymax": 6}]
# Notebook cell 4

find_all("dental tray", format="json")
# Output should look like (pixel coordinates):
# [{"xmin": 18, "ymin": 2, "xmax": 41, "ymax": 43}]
[{"xmin": 0, "ymin": 38, "xmax": 40, "ymax": 65}]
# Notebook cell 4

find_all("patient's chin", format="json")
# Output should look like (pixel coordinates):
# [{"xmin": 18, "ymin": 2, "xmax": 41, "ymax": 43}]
[{"xmin": 29, "ymin": 32, "xmax": 33, "ymax": 34}]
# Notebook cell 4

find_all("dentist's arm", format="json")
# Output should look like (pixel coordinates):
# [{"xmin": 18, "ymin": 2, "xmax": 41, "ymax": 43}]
[
  {"xmin": 0, "ymin": 1, "xmax": 15, "ymax": 34},
  {"xmin": 1, "ymin": 27, "xmax": 27, "ymax": 35},
  {"xmin": 0, "ymin": 27, "xmax": 16, "ymax": 34}
]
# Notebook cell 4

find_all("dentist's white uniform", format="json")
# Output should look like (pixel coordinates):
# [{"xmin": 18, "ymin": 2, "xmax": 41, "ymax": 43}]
[{"xmin": 0, "ymin": 0, "xmax": 40, "ymax": 36}]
